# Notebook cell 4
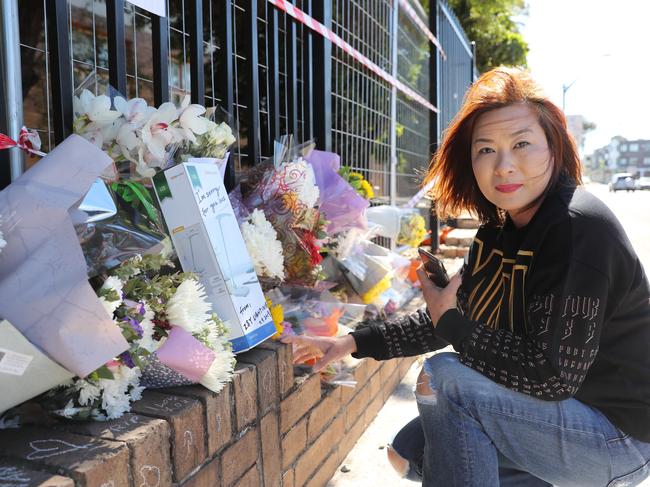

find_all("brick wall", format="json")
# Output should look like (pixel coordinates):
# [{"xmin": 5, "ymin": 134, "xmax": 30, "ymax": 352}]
[{"xmin": 0, "ymin": 342, "xmax": 417, "ymax": 487}]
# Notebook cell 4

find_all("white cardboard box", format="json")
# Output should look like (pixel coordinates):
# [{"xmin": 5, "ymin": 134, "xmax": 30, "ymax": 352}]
[{"xmin": 153, "ymin": 161, "xmax": 274, "ymax": 353}]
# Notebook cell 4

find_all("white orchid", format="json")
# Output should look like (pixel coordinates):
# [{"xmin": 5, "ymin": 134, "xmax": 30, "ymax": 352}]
[
  {"xmin": 141, "ymin": 102, "xmax": 180, "ymax": 161},
  {"xmin": 177, "ymin": 95, "xmax": 208, "ymax": 143},
  {"xmin": 72, "ymin": 91, "xmax": 236, "ymax": 180},
  {"xmin": 74, "ymin": 89, "xmax": 122, "ymax": 125}
]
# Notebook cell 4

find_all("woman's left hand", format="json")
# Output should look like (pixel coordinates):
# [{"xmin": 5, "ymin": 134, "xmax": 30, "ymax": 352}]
[{"xmin": 416, "ymin": 266, "xmax": 463, "ymax": 327}]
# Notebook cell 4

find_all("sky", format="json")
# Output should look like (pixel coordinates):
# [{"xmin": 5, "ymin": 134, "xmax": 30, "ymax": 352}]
[{"xmin": 518, "ymin": 0, "xmax": 650, "ymax": 154}]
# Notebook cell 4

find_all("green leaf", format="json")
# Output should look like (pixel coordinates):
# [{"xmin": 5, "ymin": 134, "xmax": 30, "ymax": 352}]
[{"xmin": 94, "ymin": 365, "xmax": 115, "ymax": 380}]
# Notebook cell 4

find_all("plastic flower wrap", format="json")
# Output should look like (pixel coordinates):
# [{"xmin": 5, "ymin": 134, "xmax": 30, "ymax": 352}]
[
  {"xmin": 0, "ymin": 214, "xmax": 6, "ymax": 256},
  {"xmin": 338, "ymin": 166, "xmax": 375, "ymax": 200},
  {"xmin": 241, "ymin": 209, "xmax": 285, "ymax": 281},
  {"xmin": 74, "ymin": 89, "xmax": 236, "ymax": 180},
  {"xmin": 39, "ymin": 254, "xmax": 235, "ymax": 421},
  {"xmin": 72, "ymin": 85, "xmax": 237, "ymax": 275},
  {"xmin": 366, "ymin": 205, "xmax": 428, "ymax": 248},
  {"xmin": 306, "ymin": 150, "xmax": 369, "ymax": 235},
  {"xmin": 236, "ymin": 139, "xmax": 328, "ymax": 286},
  {"xmin": 397, "ymin": 212, "xmax": 427, "ymax": 248}
]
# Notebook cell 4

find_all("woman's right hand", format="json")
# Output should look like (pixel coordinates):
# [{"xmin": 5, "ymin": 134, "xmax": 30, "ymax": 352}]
[{"xmin": 280, "ymin": 334, "xmax": 358, "ymax": 372}]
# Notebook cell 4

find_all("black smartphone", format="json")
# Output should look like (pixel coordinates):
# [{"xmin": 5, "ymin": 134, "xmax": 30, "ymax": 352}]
[{"xmin": 418, "ymin": 248, "xmax": 450, "ymax": 288}]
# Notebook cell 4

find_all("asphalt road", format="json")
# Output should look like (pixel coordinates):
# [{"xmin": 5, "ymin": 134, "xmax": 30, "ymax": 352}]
[{"xmin": 586, "ymin": 183, "xmax": 650, "ymax": 275}]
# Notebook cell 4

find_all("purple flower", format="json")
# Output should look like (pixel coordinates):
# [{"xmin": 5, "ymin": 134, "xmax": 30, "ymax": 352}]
[
  {"xmin": 123, "ymin": 316, "xmax": 144, "ymax": 338},
  {"xmin": 119, "ymin": 351, "xmax": 136, "ymax": 368}
]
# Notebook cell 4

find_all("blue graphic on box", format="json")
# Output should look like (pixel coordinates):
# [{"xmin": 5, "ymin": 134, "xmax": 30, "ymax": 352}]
[{"xmin": 230, "ymin": 321, "xmax": 276, "ymax": 353}]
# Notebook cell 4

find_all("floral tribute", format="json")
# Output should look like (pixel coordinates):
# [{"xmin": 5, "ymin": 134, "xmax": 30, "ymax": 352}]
[
  {"xmin": 73, "ymin": 90, "xmax": 235, "ymax": 180},
  {"xmin": 338, "ymin": 166, "xmax": 375, "ymax": 200},
  {"xmin": 237, "ymin": 150, "xmax": 328, "ymax": 287},
  {"xmin": 397, "ymin": 212, "xmax": 428, "ymax": 248},
  {"xmin": 40, "ymin": 254, "xmax": 235, "ymax": 420}
]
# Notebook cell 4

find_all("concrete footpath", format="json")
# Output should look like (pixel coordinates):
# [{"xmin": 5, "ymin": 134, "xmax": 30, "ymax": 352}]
[{"xmin": 327, "ymin": 352, "xmax": 434, "ymax": 487}]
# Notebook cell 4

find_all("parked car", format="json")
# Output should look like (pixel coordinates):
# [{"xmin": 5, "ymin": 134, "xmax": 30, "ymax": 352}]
[
  {"xmin": 637, "ymin": 176, "xmax": 650, "ymax": 190},
  {"xmin": 609, "ymin": 173, "xmax": 636, "ymax": 192}
]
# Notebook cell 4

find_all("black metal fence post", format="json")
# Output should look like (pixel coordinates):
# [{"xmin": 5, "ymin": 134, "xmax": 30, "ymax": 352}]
[
  {"xmin": 287, "ymin": 19, "xmax": 299, "ymax": 139},
  {"xmin": 312, "ymin": 1, "xmax": 332, "ymax": 152},
  {"xmin": 152, "ymin": 14, "xmax": 169, "ymax": 105},
  {"xmin": 106, "ymin": 0, "xmax": 127, "ymax": 96},
  {"xmin": 188, "ymin": 0, "xmax": 205, "ymax": 104},
  {"xmin": 267, "ymin": 7, "xmax": 281, "ymax": 143},
  {"xmin": 45, "ymin": 0, "xmax": 73, "ymax": 144},
  {"xmin": 429, "ymin": 0, "xmax": 440, "ymax": 252},
  {"xmin": 302, "ymin": 0, "xmax": 314, "ymax": 142},
  {"xmin": 244, "ymin": 0, "xmax": 261, "ymax": 165}
]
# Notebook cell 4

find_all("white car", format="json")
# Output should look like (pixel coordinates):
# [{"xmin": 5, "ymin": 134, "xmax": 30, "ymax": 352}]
[
  {"xmin": 609, "ymin": 173, "xmax": 636, "ymax": 192},
  {"xmin": 637, "ymin": 176, "xmax": 650, "ymax": 190}
]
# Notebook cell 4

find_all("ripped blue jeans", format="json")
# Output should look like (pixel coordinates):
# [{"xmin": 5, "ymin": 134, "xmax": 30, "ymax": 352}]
[{"xmin": 392, "ymin": 352, "xmax": 650, "ymax": 486}]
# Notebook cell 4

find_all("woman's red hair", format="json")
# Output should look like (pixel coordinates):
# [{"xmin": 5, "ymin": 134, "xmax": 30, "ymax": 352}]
[{"xmin": 424, "ymin": 66, "xmax": 582, "ymax": 223}]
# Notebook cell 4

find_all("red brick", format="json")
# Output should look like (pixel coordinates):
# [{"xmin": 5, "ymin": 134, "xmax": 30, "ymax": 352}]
[
  {"xmin": 366, "ymin": 357, "xmax": 382, "ymax": 378},
  {"xmin": 257, "ymin": 340, "xmax": 294, "ymax": 398},
  {"xmin": 233, "ymin": 464, "xmax": 261, "ymax": 487},
  {"xmin": 238, "ymin": 348, "xmax": 279, "ymax": 415},
  {"xmin": 131, "ymin": 391, "xmax": 206, "ymax": 482},
  {"xmin": 307, "ymin": 387, "xmax": 342, "ymax": 442},
  {"xmin": 0, "ymin": 427, "xmax": 129, "ymax": 487},
  {"xmin": 0, "ymin": 460, "xmax": 74, "ymax": 486},
  {"xmin": 351, "ymin": 359, "xmax": 369, "ymax": 386},
  {"xmin": 340, "ymin": 381, "xmax": 361, "ymax": 405},
  {"xmin": 344, "ymin": 383, "xmax": 370, "ymax": 431},
  {"xmin": 260, "ymin": 411, "xmax": 282, "ymax": 487},
  {"xmin": 399, "ymin": 356, "xmax": 418, "ymax": 378},
  {"xmin": 380, "ymin": 358, "xmax": 399, "ymax": 382},
  {"xmin": 305, "ymin": 449, "xmax": 343, "ymax": 487},
  {"xmin": 56, "ymin": 413, "xmax": 173, "ymax": 487},
  {"xmin": 381, "ymin": 368, "xmax": 402, "ymax": 403},
  {"xmin": 282, "ymin": 468, "xmax": 295, "ymax": 487},
  {"xmin": 220, "ymin": 427, "xmax": 258, "ymax": 487},
  {"xmin": 294, "ymin": 415, "xmax": 344, "ymax": 487},
  {"xmin": 179, "ymin": 457, "xmax": 220, "ymax": 487},
  {"xmin": 233, "ymin": 363, "xmax": 258, "ymax": 431},
  {"xmin": 368, "ymin": 368, "xmax": 382, "ymax": 399},
  {"xmin": 363, "ymin": 393, "xmax": 385, "ymax": 429},
  {"xmin": 282, "ymin": 418, "xmax": 307, "ymax": 469},
  {"xmin": 280, "ymin": 374, "xmax": 321, "ymax": 434},
  {"xmin": 163, "ymin": 384, "xmax": 233, "ymax": 456}
]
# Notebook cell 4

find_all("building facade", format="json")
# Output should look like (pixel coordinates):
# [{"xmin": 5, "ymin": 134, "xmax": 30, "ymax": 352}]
[{"xmin": 586, "ymin": 136, "xmax": 650, "ymax": 182}]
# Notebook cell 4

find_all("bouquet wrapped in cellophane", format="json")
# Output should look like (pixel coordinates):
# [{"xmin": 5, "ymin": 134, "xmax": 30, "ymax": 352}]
[
  {"xmin": 71, "ymin": 83, "xmax": 237, "ymax": 276},
  {"xmin": 37, "ymin": 254, "xmax": 235, "ymax": 421},
  {"xmin": 232, "ymin": 138, "xmax": 327, "ymax": 287}
]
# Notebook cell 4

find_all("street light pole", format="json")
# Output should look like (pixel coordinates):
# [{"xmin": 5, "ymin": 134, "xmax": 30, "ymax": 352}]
[
  {"xmin": 562, "ymin": 54, "xmax": 611, "ymax": 112},
  {"xmin": 562, "ymin": 79, "xmax": 577, "ymax": 112}
]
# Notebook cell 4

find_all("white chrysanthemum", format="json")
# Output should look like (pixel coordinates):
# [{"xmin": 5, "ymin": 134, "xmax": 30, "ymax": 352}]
[
  {"xmin": 199, "ymin": 341, "xmax": 235, "ymax": 393},
  {"xmin": 240, "ymin": 209, "xmax": 285, "ymax": 280},
  {"xmin": 283, "ymin": 159, "xmax": 320, "ymax": 208},
  {"xmin": 137, "ymin": 307, "xmax": 158, "ymax": 353},
  {"xmin": 166, "ymin": 279, "xmax": 212, "ymax": 334},
  {"xmin": 0, "ymin": 214, "xmax": 6, "ymax": 255},
  {"xmin": 75, "ymin": 379, "xmax": 102, "ymax": 406},
  {"xmin": 99, "ymin": 365, "xmax": 141, "ymax": 419},
  {"xmin": 99, "ymin": 276, "xmax": 124, "ymax": 316}
]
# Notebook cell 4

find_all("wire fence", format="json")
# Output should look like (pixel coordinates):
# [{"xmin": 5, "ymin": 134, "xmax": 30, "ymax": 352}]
[{"xmin": 5, "ymin": 0, "xmax": 476, "ymax": 245}]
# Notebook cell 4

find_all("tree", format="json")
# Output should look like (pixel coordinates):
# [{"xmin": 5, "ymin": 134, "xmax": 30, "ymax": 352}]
[{"xmin": 446, "ymin": 0, "xmax": 529, "ymax": 73}]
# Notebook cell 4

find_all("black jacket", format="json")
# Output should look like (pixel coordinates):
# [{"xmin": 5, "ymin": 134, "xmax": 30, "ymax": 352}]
[{"xmin": 351, "ymin": 184, "xmax": 650, "ymax": 442}]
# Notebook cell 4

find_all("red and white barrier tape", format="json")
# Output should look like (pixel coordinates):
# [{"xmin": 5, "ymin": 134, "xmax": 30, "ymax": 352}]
[
  {"xmin": 397, "ymin": 0, "xmax": 446, "ymax": 60},
  {"xmin": 267, "ymin": 0, "xmax": 438, "ymax": 114}
]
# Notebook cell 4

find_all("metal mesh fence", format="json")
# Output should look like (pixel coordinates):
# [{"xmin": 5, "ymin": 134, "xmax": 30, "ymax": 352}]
[
  {"xmin": 331, "ymin": 0, "xmax": 393, "ymax": 204},
  {"xmin": 12, "ymin": 0, "xmax": 474, "ymax": 237}
]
